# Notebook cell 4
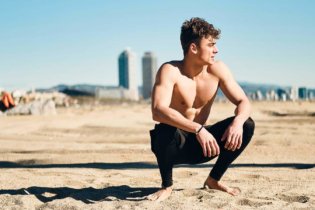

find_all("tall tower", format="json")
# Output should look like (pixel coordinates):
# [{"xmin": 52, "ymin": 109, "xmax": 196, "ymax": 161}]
[
  {"xmin": 142, "ymin": 52, "xmax": 157, "ymax": 99},
  {"xmin": 118, "ymin": 49, "xmax": 137, "ymax": 90}
]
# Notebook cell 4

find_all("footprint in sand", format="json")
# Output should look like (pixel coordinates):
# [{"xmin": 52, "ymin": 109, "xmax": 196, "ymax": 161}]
[
  {"xmin": 246, "ymin": 174, "xmax": 261, "ymax": 179},
  {"xmin": 254, "ymin": 139, "xmax": 268, "ymax": 146},
  {"xmin": 182, "ymin": 189, "xmax": 214, "ymax": 199},
  {"xmin": 276, "ymin": 194, "xmax": 310, "ymax": 203},
  {"xmin": 252, "ymin": 196, "xmax": 276, "ymax": 201},
  {"xmin": 176, "ymin": 171, "xmax": 198, "ymax": 178},
  {"xmin": 237, "ymin": 198, "xmax": 273, "ymax": 207},
  {"xmin": 244, "ymin": 174, "xmax": 270, "ymax": 181},
  {"xmin": 182, "ymin": 189, "xmax": 204, "ymax": 197}
]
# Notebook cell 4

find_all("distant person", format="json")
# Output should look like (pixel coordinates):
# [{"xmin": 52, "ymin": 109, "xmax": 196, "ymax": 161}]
[
  {"xmin": 148, "ymin": 17, "xmax": 255, "ymax": 201},
  {"xmin": 0, "ymin": 91, "xmax": 15, "ymax": 112}
]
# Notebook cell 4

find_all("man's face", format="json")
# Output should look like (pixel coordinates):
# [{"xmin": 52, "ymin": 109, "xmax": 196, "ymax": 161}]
[{"xmin": 196, "ymin": 36, "xmax": 218, "ymax": 65}]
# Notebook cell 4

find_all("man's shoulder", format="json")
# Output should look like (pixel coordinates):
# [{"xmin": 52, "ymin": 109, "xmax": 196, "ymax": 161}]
[
  {"xmin": 154, "ymin": 61, "xmax": 182, "ymax": 85},
  {"xmin": 207, "ymin": 60, "xmax": 230, "ymax": 78},
  {"xmin": 161, "ymin": 60, "xmax": 182, "ymax": 70},
  {"xmin": 158, "ymin": 60, "xmax": 182, "ymax": 77},
  {"xmin": 207, "ymin": 60, "xmax": 227, "ymax": 72}
]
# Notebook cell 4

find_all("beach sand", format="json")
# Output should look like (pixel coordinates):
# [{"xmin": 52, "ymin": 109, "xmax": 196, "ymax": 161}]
[{"xmin": 0, "ymin": 101, "xmax": 314, "ymax": 209}]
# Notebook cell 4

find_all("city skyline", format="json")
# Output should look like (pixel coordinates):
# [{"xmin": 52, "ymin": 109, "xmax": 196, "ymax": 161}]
[{"xmin": 0, "ymin": 1, "xmax": 314, "ymax": 91}]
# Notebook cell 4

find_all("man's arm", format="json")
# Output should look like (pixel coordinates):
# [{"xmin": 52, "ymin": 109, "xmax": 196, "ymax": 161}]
[
  {"xmin": 152, "ymin": 63, "xmax": 220, "ymax": 158},
  {"xmin": 210, "ymin": 61, "xmax": 252, "ymax": 151},
  {"xmin": 151, "ymin": 63, "xmax": 202, "ymax": 133}
]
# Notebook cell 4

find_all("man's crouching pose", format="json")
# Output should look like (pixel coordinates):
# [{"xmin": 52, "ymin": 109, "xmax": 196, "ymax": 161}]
[{"xmin": 147, "ymin": 17, "xmax": 255, "ymax": 201}]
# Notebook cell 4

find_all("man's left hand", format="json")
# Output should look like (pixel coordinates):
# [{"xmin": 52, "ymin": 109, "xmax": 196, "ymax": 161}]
[{"xmin": 221, "ymin": 121, "xmax": 243, "ymax": 151}]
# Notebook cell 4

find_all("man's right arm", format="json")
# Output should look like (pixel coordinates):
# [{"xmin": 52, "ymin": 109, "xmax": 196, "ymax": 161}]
[{"xmin": 151, "ymin": 63, "xmax": 201, "ymax": 133}]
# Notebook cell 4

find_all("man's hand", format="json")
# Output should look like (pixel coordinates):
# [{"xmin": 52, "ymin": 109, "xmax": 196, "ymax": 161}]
[
  {"xmin": 221, "ymin": 120, "xmax": 243, "ymax": 151},
  {"xmin": 147, "ymin": 187, "xmax": 172, "ymax": 201},
  {"xmin": 196, "ymin": 127, "xmax": 220, "ymax": 157}
]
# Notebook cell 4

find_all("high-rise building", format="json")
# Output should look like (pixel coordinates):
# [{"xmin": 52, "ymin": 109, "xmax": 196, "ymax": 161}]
[
  {"xmin": 142, "ymin": 52, "xmax": 157, "ymax": 99},
  {"xmin": 118, "ymin": 49, "xmax": 137, "ymax": 90},
  {"xmin": 118, "ymin": 49, "xmax": 138, "ymax": 100}
]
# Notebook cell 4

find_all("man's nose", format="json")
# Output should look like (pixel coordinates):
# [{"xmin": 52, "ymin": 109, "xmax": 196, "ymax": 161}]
[{"xmin": 214, "ymin": 46, "xmax": 218, "ymax": 54}]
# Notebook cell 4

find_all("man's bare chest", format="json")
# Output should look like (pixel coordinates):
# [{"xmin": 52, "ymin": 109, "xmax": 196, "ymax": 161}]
[{"xmin": 172, "ymin": 76, "xmax": 219, "ymax": 108}]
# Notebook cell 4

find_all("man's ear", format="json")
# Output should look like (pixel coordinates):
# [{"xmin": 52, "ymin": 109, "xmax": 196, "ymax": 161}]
[{"xmin": 190, "ymin": 43, "xmax": 198, "ymax": 54}]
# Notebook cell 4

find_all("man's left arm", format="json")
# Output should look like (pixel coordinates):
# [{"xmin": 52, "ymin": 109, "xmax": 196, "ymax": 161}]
[{"xmin": 210, "ymin": 61, "xmax": 251, "ymax": 151}]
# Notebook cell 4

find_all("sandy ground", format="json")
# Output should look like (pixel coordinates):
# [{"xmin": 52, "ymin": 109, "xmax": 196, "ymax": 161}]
[{"xmin": 0, "ymin": 101, "xmax": 314, "ymax": 210}]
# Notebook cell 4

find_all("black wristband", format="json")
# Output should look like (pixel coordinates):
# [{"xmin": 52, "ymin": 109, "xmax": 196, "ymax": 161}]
[{"xmin": 195, "ymin": 125, "xmax": 204, "ymax": 134}]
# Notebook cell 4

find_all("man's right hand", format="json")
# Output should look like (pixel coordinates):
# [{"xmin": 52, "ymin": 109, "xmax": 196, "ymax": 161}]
[{"xmin": 196, "ymin": 127, "xmax": 220, "ymax": 157}]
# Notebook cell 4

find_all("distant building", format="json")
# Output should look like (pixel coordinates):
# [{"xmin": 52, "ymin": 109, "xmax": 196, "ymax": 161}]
[
  {"xmin": 298, "ymin": 87, "xmax": 307, "ymax": 100},
  {"xmin": 142, "ymin": 52, "xmax": 157, "ymax": 99},
  {"xmin": 280, "ymin": 93, "xmax": 287, "ymax": 101},
  {"xmin": 118, "ymin": 49, "xmax": 137, "ymax": 90},
  {"xmin": 277, "ymin": 88, "xmax": 287, "ymax": 101},
  {"xmin": 95, "ymin": 49, "xmax": 139, "ymax": 101},
  {"xmin": 309, "ymin": 91, "xmax": 314, "ymax": 100},
  {"xmin": 117, "ymin": 49, "xmax": 138, "ymax": 100},
  {"xmin": 253, "ymin": 90, "xmax": 263, "ymax": 101},
  {"xmin": 96, "ymin": 86, "xmax": 139, "ymax": 100},
  {"xmin": 266, "ymin": 89, "xmax": 278, "ymax": 101},
  {"xmin": 289, "ymin": 86, "xmax": 298, "ymax": 101}
]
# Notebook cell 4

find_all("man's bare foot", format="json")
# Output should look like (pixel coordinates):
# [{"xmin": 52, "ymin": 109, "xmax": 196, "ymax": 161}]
[
  {"xmin": 203, "ymin": 176, "xmax": 241, "ymax": 196},
  {"xmin": 147, "ymin": 187, "xmax": 172, "ymax": 201}
]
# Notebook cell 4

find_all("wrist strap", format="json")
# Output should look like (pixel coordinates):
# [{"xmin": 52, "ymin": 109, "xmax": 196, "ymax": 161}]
[{"xmin": 196, "ymin": 125, "xmax": 204, "ymax": 134}]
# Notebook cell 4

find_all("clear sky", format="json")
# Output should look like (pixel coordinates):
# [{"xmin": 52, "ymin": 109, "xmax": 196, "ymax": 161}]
[{"xmin": 0, "ymin": 0, "xmax": 314, "ymax": 91}]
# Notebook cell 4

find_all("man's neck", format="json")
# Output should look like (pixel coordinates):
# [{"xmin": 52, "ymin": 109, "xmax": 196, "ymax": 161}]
[{"xmin": 181, "ymin": 57, "xmax": 207, "ymax": 79}]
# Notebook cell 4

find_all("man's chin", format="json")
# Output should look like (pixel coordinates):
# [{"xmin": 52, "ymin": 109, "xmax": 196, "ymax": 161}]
[{"xmin": 208, "ymin": 60, "xmax": 216, "ymax": 65}]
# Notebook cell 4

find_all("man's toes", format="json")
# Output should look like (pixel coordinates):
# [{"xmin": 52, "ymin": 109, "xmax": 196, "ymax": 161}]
[
  {"xmin": 147, "ymin": 194, "xmax": 157, "ymax": 201},
  {"xmin": 156, "ymin": 193, "xmax": 169, "ymax": 202},
  {"xmin": 229, "ymin": 187, "xmax": 241, "ymax": 196}
]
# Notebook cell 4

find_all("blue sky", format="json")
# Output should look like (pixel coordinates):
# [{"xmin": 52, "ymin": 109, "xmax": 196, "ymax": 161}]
[{"xmin": 0, "ymin": 0, "xmax": 314, "ymax": 91}]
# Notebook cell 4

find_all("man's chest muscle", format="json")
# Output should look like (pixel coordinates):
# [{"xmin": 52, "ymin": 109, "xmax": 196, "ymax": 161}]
[{"xmin": 173, "ymin": 78, "xmax": 218, "ymax": 108}]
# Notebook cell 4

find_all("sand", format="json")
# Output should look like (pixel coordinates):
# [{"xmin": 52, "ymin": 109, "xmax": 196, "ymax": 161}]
[{"xmin": 0, "ymin": 101, "xmax": 314, "ymax": 209}]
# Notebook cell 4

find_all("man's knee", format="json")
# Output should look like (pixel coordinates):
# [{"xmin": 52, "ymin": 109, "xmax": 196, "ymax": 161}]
[{"xmin": 243, "ymin": 117, "xmax": 255, "ymax": 136}]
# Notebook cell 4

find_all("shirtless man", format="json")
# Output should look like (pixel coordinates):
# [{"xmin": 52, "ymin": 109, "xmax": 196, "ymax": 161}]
[{"xmin": 147, "ymin": 17, "xmax": 255, "ymax": 201}]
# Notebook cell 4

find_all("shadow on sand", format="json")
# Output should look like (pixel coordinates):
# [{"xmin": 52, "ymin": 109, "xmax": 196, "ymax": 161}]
[
  {"xmin": 0, "ymin": 162, "xmax": 313, "ymax": 203},
  {"xmin": 0, "ymin": 185, "xmax": 159, "ymax": 203},
  {"xmin": 0, "ymin": 161, "xmax": 314, "ymax": 170}
]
